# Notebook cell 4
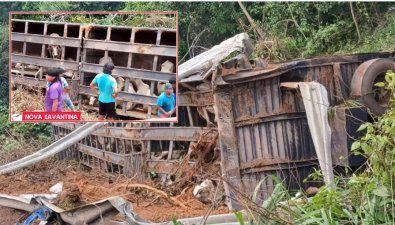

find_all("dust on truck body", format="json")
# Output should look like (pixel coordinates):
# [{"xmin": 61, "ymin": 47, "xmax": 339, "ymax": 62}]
[{"xmin": 10, "ymin": 19, "xmax": 177, "ymax": 119}]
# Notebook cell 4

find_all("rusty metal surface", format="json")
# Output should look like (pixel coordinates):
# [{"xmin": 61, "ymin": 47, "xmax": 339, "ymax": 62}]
[
  {"xmin": 178, "ymin": 91, "xmax": 214, "ymax": 106},
  {"xmin": 214, "ymin": 53, "xmax": 395, "ymax": 201},
  {"xmin": 214, "ymin": 76, "xmax": 318, "ymax": 203},
  {"xmin": 235, "ymin": 118, "xmax": 315, "ymax": 165},
  {"xmin": 220, "ymin": 52, "xmax": 394, "ymax": 85}
]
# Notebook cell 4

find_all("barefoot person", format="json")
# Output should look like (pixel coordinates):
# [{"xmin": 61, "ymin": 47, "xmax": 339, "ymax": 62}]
[
  {"xmin": 157, "ymin": 83, "xmax": 175, "ymax": 118},
  {"xmin": 89, "ymin": 62, "xmax": 118, "ymax": 120},
  {"xmin": 45, "ymin": 68, "xmax": 63, "ymax": 112}
]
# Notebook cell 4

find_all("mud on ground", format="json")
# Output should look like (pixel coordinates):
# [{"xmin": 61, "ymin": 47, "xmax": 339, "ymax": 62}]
[{"xmin": 0, "ymin": 161, "xmax": 228, "ymax": 223}]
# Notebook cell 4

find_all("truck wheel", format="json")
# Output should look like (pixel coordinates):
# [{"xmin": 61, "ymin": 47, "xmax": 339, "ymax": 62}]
[{"xmin": 351, "ymin": 58, "xmax": 395, "ymax": 115}]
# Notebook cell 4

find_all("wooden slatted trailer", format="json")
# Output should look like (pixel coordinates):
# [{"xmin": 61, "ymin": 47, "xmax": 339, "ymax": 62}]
[
  {"xmin": 79, "ymin": 24, "xmax": 177, "ymax": 119},
  {"xmin": 213, "ymin": 52, "xmax": 394, "ymax": 209},
  {"xmin": 52, "ymin": 79, "xmax": 215, "ymax": 180},
  {"xmin": 11, "ymin": 19, "xmax": 81, "ymax": 100},
  {"xmin": 10, "ymin": 19, "xmax": 177, "ymax": 119}
]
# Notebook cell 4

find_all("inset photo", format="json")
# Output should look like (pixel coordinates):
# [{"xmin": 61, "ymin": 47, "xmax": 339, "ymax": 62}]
[{"xmin": 9, "ymin": 11, "xmax": 178, "ymax": 122}]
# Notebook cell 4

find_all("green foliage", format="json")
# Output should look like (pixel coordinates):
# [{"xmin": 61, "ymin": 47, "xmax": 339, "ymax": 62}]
[
  {"xmin": 2, "ymin": 2, "xmax": 394, "ymax": 62},
  {"xmin": 171, "ymin": 216, "xmax": 184, "ymax": 225},
  {"xmin": 234, "ymin": 211, "xmax": 245, "ymax": 225}
]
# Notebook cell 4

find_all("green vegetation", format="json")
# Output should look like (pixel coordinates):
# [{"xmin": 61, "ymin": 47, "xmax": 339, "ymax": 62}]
[
  {"xmin": 2, "ymin": 2, "xmax": 393, "ymax": 63},
  {"xmin": 0, "ymin": 3, "xmax": 393, "ymax": 222}
]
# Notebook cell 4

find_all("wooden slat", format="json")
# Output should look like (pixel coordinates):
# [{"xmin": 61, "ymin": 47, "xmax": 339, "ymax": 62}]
[
  {"xmin": 234, "ymin": 112, "xmax": 306, "ymax": 127},
  {"xmin": 12, "ymin": 32, "xmax": 81, "ymax": 47},
  {"xmin": 53, "ymin": 123, "xmax": 215, "ymax": 141},
  {"xmin": 83, "ymin": 39, "xmax": 176, "ymax": 57},
  {"xmin": 78, "ymin": 144, "xmax": 125, "ymax": 166},
  {"xmin": 12, "ymin": 75, "xmax": 47, "ymax": 88},
  {"xmin": 81, "ymin": 63, "xmax": 174, "ymax": 82},
  {"xmin": 213, "ymin": 89, "xmax": 243, "ymax": 210},
  {"xmin": 12, "ymin": 54, "xmax": 79, "ymax": 70},
  {"xmin": 178, "ymin": 91, "xmax": 214, "ymax": 106},
  {"xmin": 79, "ymin": 85, "xmax": 157, "ymax": 105}
]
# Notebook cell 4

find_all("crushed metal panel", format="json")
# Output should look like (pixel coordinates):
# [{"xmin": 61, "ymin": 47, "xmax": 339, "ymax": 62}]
[{"xmin": 178, "ymin": 33, "xmax": 253, "ymax": 80}]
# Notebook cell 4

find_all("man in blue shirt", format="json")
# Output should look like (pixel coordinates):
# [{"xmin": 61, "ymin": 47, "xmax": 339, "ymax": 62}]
[
  {"xmin": 157, "ymin": 83, "xmax": 175, "ymax": 118},
  {"xmin": 90, "ymin": 62, "xmax": 118, "ymax": 120}
]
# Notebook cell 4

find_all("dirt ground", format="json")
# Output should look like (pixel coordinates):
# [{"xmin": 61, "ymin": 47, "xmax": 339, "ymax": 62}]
[
  {"xmin": 0, "ymin": 207, "xmax": 25, "ymax": 225},
  {"xmin": 0, "ymin": 161, "xmax": 228, "ymax": 223}
]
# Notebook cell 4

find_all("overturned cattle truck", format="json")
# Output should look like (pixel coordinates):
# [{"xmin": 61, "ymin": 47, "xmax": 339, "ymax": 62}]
[
  {"xmin": 10, "ymin": 19, "xmax": 177, "ymax": 119},
  {"xmin": 50, "ymin": 32, "xmax": 395, "ymax": 210}
]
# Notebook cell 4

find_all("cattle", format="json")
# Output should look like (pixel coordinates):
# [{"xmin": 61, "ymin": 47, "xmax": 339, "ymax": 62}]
[
  {"xmin": 47, "ymin": 33, "xmax": 62, "ymax": 59},
  {"xmin": 115, "ymin": 76, "xmax": 137, "ymax": 110},
  {"xmin": 88, "ymin": 57, "xmax": 169, "ymax": 115}
]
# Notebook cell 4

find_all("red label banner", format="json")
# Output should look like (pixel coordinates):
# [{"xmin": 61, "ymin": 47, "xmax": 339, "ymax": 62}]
[{"xmin": 22, "ymin": 111, "xmax": 82, "ymax": 122}]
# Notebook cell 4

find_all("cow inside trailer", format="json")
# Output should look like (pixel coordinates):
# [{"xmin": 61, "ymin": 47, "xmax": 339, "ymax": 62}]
[{"xmin": 10, "ymin": 19, "xmax": 177, "ymax": 120}]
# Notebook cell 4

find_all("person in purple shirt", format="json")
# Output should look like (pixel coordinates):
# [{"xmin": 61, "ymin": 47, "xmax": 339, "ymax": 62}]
[{"xmin": 45, "ymin": 68, "xmax": 63, "ymax": 112}]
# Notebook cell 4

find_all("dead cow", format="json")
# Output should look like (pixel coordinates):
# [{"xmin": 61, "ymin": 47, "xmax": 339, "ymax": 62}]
[
  {"xmin": 115, "ymin": 76, "xmax": 137, "ymax": 110},
  {"xmin": 193, "ymin": 179, "xmax": 216, "ymax": 204}
]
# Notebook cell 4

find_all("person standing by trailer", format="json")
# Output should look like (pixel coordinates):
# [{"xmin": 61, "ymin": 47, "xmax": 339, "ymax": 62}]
[
  {"xmin": 59, "ymin": 74, "xmax": 76, "ymax": 111},
  {"xmin": 46, "ymin": 68, "xmax": 76, "ymax": 111},
  {"xmin": 90, "ymin": 62, "xmax": 118, "ymax": 120},
  {"xmin": 45, "ymin": 68, "xmax": 63, "ymax": 112},
  {"xmin": 157, "ymin": 83, "xmax": 176, "ymax": 118}
]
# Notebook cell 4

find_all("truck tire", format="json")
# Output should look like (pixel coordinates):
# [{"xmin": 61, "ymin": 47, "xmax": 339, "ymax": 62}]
[{"xmin": 351, "ymin": 58, "xmax": 395, "ymax": 115}]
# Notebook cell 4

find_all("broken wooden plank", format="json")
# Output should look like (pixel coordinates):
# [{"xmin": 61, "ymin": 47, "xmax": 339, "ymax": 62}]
[
  {"xmin": 213, "ymin": 88, "xmax": 243, "ymax": 210},
  {"xmin": 280, "ymin": 82, "xmax": 299, "ymax": 90}
]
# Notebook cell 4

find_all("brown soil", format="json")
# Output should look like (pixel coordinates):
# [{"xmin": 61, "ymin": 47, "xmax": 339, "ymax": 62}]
[
  {"xmin": 0, "ymin": 207, "xmax": 25, "ymax": 225},
  {"xmin": 0, "ymin": 162, "xmax": 228, "ymax": 223}
]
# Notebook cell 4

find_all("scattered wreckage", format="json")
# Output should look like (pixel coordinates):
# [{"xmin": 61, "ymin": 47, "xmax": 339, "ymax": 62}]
[
  {"xmin": 5, "ymin": 27, "xmax": 395, "ymax": 223},
  {"xmin": 0, "ymin": 183, "xmax": 245, "ymax": 225}
]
